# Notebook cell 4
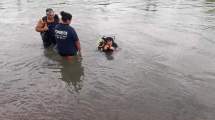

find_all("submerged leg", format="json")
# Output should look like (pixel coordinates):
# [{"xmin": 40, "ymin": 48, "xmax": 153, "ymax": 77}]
[{"xmin": 41, "ymin": 32, "xmax": 52, "ymax": 48}]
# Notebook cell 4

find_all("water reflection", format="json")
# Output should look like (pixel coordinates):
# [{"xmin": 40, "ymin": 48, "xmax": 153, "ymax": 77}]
[
  {"xmin": 0, "ymin": 1, "xmax": 4, "ymax": 9},
  {"xmin": 60, "ymin": 60, "xmax": 84, "ymax": 93},
  {"xmin": 16, "ymin": 0, "xmax": 22, "ymax": 11},
  {"xmin": 104, "ymin": 51, "xmax": 114, "ymax": 60},
  {"xmin": 204, "ymin": 0, "xmax": 215, "ymax": 14},
  {"xmin": 206, "ymin": 0, "xmax": 215, "ymax": 2},
  {"xmin": 145, "ymin": 0, "xmax": 158, "ymax": 12},
  {"xmin": 44, "ymin": 49, "xmax": 84, "ymax": 93}
]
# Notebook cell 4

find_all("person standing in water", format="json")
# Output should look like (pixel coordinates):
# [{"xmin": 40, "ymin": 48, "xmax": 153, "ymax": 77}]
[
  {"xmin": 35, "ymin": 8, "xmax": 59, "ymax": 48},
  {"xmin": 55, "ymin": 11, "xmax": 81, "ymax": 59}
]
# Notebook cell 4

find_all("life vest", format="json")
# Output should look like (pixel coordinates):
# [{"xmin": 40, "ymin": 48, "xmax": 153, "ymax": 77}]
[
  {"xmin": 41, "ymin": 15, "xmax": 59, "ymax": 35},
  {"xmin": 42, "ymin": 14, "xmax": 59, "ymax": 25}
]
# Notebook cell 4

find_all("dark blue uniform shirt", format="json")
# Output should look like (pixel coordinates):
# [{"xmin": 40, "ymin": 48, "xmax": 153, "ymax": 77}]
[{"xmin": 55, "ymin": 23, "xmax": 79, "ymax": 56}]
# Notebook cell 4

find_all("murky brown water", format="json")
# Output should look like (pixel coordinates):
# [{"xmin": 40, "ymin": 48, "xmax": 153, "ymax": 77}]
[{"xmin": 0, "ymin": 0, "xmax": 215, "ymax": 120}]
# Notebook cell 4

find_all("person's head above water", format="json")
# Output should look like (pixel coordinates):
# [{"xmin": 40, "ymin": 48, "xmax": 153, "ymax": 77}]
[
  {"xmin": 104, "ymin": 37, "xmax": 113, "ymax": 43},
  {"xmin": 60, "ymin": 11, "xmax": 72, "ymax": 24},
  {"xmin": 46, "ymin": 8, "xmax": 55, "ymax": 19}
]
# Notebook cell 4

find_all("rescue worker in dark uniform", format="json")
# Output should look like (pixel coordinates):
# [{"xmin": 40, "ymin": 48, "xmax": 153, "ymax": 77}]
[
  {"xmin": 55, "ymin": 11, "xmax": 82, "ymax": 60},
  {"xmin": 35, "ymin": 8, "xmax": 59, "ymax": 48}
]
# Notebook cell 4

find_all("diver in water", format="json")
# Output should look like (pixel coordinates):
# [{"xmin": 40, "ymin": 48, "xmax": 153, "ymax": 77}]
[
  {"xmin": 98, "ymin": 36, "xmax": 118, "ymax": 52},
  {"xmin": 55, "ymin": 11, "xmax": 82, "ymax": 60},
  {"xmin": 35, "ymin": 8, "xmax": 59, "ymax": 48}
]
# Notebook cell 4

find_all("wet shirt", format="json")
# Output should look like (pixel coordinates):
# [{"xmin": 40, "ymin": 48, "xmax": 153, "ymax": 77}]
[{"xmin": 55, "ymin": 23, "xmax": 78, "ymax": 55}]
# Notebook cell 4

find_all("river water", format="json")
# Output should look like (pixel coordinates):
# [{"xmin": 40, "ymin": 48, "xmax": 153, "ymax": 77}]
[{"xmin": 0, "ymin": 0, "xmax": 215, "ymax": 120}]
